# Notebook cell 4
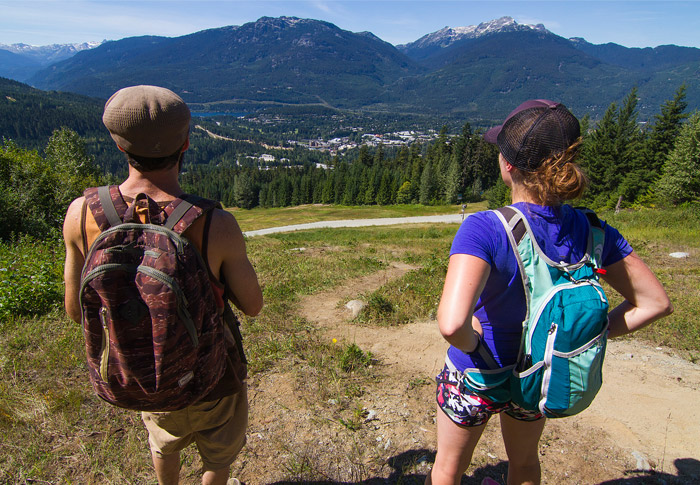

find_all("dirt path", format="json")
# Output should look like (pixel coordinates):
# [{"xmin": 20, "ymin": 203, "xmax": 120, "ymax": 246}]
[{"xmin": 236, "ymin": 264, "xmax": 700, "ymax": 484}]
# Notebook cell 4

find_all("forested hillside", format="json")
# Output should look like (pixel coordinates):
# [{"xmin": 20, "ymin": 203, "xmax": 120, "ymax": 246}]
[
  {"xmin": 180, "ymin": 85, "xmax": 697, "ymax": 212},
  {"xmin": 26, "ymin": 17, "xmax": 700, "ymax": 120},
  {"xmin": 1, "ymin": 78, "xmax": 697, "ymax": 244},
  {"xmin": 182, "ymin": 124, "xmax": 499, "ymax": 209},
  {"xmin": 0, "ymin": 77, "xmax": 104, "ymax": 149}
]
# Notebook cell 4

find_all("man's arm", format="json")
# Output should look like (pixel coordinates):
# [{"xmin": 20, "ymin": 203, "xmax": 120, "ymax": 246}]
[
  {"xmin": 63, "ymin": 197, "xmax": 86, "ymax": 323},
  {"xmin": 207, "ymin": 209, "xmax": 263, "ymax": 317}
]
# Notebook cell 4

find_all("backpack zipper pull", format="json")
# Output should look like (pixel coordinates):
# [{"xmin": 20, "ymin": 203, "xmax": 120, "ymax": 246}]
[{"xmin": 99, "ymin": 307, "xmax": 110, "ymax": 381}]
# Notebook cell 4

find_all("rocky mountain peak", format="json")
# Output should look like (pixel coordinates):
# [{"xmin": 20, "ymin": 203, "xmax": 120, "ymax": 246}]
[{"xmin": 399, "ymin": 16, "xmax": 549, "ymax": 50}]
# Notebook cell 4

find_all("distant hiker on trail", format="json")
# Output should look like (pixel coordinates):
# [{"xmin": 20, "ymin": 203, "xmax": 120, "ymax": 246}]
[
  {"xmin": 428, "ymin": 99, "xmax": 672, "ymax": 485},
  {"xmin": 63, "ymin": 85, "xmax": 263, "ymax": 485}
]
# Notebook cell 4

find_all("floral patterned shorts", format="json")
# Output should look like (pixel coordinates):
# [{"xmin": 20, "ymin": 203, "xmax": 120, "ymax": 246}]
[{"xmin": 436, "ymin": 364, "xmax": 544, "ymax": 427}]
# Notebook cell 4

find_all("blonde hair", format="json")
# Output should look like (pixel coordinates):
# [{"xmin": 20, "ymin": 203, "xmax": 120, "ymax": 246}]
[{"xmin": 511, "ymin": 138, "xmax": 588, "ymax": 205}]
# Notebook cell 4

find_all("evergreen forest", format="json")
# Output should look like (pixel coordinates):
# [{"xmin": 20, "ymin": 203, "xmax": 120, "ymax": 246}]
[
  {"xmin": 182, "ymin": 85, "xmax": 698, "ymax": 213},
  {"xmin": 1, "ymin": 83, "xmax": 698, "ymax": 242}
]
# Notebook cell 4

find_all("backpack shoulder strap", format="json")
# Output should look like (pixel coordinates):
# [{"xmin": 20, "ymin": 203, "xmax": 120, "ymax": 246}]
[
  {"xmin": 491, "ymin": 206, "xmax": 533, "ymax": 329},
  {"xmin": 576, "ymin": 207, "xmax": 606, "ymax": 268},
  {"xmin": 83, "ymin": 185, "xmax": 129, "ymax": 231},
  {"xmin": 494, "ymin": 206, "xmax": 527, "ymax": 245},
  {"xmin": 162, "ymin": 194, "xmax": 222, "ymax": 235}
]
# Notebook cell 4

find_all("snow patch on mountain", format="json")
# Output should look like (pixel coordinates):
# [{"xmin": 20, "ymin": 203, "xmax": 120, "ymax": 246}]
[
  {"xmin": 0, "ymin": 41, "xmax": 104, "ymax": 64},
  {"xmin": 399, "ymin": 16, "xmax": 548, "ymax": 49}
]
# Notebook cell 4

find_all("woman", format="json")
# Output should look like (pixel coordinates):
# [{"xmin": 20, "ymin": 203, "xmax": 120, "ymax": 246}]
[{"xmin": 429, "ymin": 99, "xmax": 673, "ymax": 485}]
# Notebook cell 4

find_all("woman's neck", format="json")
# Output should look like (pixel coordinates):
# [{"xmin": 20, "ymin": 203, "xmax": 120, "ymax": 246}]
[{"xmin": 510, "ymin": 184, "xmax": 540, "ymax": 204}]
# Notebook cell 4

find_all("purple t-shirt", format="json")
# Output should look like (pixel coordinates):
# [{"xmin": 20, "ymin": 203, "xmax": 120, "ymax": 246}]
[{"xmin": 447, "ymin": 203, "xmax": 633, "ymax": 371}]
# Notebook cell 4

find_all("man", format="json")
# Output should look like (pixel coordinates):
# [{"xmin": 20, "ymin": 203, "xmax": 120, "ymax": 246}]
[{"xmin": 63, "ymin": 85, "xmax": 263, "ymax": 485}]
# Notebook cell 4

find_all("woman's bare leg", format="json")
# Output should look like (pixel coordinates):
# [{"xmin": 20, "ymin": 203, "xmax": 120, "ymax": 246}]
[
  {"xmin": 499, "ymin": 413, "xmax": 546, "ymax": 485},
  {"xmin": 428, "ymin": 405, "xmax": 487, "ymax": 485}
]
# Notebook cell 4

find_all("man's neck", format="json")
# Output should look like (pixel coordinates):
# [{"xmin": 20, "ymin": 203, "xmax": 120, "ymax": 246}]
[{"xmin": 119, "ymin": 165, "xmax": 184, "ymax": 201}]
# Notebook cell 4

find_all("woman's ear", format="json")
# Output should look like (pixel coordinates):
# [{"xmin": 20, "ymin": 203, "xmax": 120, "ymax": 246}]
[
  {"xmin": 505, "ymin": 163, "xmax": 514, "ymax": 172},
  {"xmin": 500, "ymin": 154, "xmax": 514, "ymax": 172}
]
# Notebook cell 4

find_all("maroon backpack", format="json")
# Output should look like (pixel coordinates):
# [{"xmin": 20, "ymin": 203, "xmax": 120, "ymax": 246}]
[{"xmin": 79, "ymin": 185, "xmax": 226, "ymax": 411}]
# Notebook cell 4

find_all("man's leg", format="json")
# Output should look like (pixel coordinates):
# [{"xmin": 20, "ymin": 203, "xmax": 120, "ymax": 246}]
[
  {"xmin": 152, "ymin": 451, "xmax": 181, "ymax": 485},
  {"xmin": 499, "ymin": 413, "xmax": 546, "ymax": 485},
  {"xmin": 202, "ymin": 466, "xmax": 230, "ymax": 485},
  {"xmin": 194, "ymin": 386, "xmax": 248, "ymax": 485},
  {"xmin": 428, "ymin": 404, "xmax": 487, "ymax": 485}
]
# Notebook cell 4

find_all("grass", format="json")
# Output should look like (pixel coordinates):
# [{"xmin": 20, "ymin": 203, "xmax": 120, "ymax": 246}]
[
  {"xmin": 597, "ymin": 206, "xmax": 700, "ymax": 358},
  {"xmin": 0, "ymin": 204, "xmax": 697, "ymax": 482},
  {"xmin": 228, "ymin": 202, "xmax": 485, "ymax": 232}
]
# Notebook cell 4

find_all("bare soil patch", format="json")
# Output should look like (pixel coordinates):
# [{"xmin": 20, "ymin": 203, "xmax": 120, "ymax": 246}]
[{"xmin": 233, "ymin": 265, "xmax": 700, "ymax": 484}]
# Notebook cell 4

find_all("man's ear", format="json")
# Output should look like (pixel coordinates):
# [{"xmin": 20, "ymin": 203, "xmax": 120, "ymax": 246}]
[
  {"xmin": 116, "ymin": 144, "xmax": 126, "ymax": 153},
  {"xmin": 182, "ymin": 136, "xmax": 190, "ymax": 152}
]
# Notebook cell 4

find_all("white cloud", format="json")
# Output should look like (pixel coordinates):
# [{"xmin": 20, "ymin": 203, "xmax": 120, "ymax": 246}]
[{"xmin": 310, "ymin": 0, "xmax": 334, "ymax": 14}]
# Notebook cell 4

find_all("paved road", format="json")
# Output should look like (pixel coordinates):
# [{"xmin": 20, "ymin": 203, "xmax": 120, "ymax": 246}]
[{"xmin": 243, "ymin": 213, "xmax": 467, "ymax": 237}]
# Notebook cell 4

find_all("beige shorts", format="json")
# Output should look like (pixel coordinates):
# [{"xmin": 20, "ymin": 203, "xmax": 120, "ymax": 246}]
[{"xmin": 141, "ymin": 383, "xmax": 248, "ymax": 471}]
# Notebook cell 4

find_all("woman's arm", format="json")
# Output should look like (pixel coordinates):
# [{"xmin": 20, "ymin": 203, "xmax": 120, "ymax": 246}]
[
  {"xmin": 437, "ymin": 254, "xmax": 491, "ymax": 352},
  {"xmin": 600, "ymin": 250, "xmax": 673, "ymax": 338}
]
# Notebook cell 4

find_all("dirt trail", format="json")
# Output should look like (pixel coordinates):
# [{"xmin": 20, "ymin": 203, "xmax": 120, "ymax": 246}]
[{"xmin": 237, "ymin": 264, "xmax": 700, "ymax": 484}]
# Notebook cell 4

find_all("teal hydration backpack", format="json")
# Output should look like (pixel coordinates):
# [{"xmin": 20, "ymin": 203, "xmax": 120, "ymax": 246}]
[{"xmin": 476, "ymin": 206, "xmax": 610, "ymax": 418}]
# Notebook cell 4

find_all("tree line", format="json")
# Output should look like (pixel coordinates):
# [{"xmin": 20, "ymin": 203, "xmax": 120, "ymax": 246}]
[
  {"xmin": 181, "ymin": 125, "xmax": 499, "ymax": 209},
  {"xmin": 0, "ymin": 84, "xmax": 698, "ymax": 242},
  {"xmin": 181, "ymin": 85, "xmax": 696, "ymax": 211}
]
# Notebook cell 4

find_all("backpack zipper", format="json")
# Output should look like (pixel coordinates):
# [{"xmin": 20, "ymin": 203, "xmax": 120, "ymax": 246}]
[
  {"xmin": 91, "ymin": 224, "xmax": 186, "ymax": 254},
  {"xmin": 539, "ymin": 323, "xmax": 558, "ymax": 413},
  {"xmin": 81, "ymin": 264, "xmax": 199, "ymax": 348},
  {"xmin": 99, "ymin": 307, "xmax": 110, "ymax": 381},
  {"xmin": 526, "ymin": 280, "xmax": 606, "ymax": 352}
]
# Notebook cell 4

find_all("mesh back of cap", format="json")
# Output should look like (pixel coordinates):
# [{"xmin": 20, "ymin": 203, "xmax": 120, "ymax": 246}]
[{"xmin": 497, "ymin": 105, "xmax": 580, "ymax": 172}]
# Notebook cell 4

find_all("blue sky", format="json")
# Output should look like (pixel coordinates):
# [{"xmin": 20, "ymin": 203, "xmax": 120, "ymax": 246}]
[{"xmin": 2, "ymin": 0, "xmax": 700, "ymax": 48}]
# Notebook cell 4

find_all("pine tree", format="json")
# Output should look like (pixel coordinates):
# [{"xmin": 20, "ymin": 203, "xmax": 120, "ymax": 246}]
[
  {"xmin": 580, "ymin": 88, "xmax": 644, "ymax": 206},
  {"xmin": 637, "ymin": 85, "xmax": 689, "ymax": 202},
  {"xmin": 233, "ymin": 171, "xmax": 256, "ymax": 209},
  {"xmin": 581, "ymin": 102, "xmax": 618, "ymax": 201},
  {"xmin": 419, "ymin": 161, "xmax": 437, "ymax": 205},
  {"xmin": 451, "ymin": 122, "xmax": 472, "ymax": 196},
  {"xmin": 376, "ymin": 169, "xmax": 392, "ymax": 205},
  {"xmin": 396, "ymin": 181, "xmax": 412, "ymax": 204},
  {"xmin": 362, "ymin": 165, "xmax": 380, "ymax": 205},
  {"xmin": 656, "ymin": 111, "xmax": 700, "ymax": 205},
  {"xmin": 615, "ymin": 88, "xmax": 646, "ymax": 202},
  {"xmin": 300, "ymin": 173, "xmax": 312, "ymax": 204},
  {"xmin": 444, "ymin": 157, "xmax": 461, "ymax": 204}
]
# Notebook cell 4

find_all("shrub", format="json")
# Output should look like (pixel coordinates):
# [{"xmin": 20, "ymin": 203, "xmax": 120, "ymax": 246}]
[
  {"xmin": 338, "ymin": 343, "xmax": 372, "ymax": 372},
  {"xmin": 0, "ymin": 236, "xmax": 64, "ymax": 322}
]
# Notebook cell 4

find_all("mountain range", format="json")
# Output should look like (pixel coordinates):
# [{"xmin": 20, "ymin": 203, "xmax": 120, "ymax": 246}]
[
  {"xmin": 2, "ymin": 17, "xmax": 699, "ymax": 121},
  {"xmin": 0, "ymin": 41, "xmax": 102, "ymax": 81}
]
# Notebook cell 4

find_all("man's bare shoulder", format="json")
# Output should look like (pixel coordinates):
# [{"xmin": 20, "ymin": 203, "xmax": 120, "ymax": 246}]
[
  {"xmin": 211, "ymin": 207, "xmax": 242, "ymax": 231},
  {"xmin": 63, "ymin": 196, "xmax": 86, "ymax": 241},
  {"xmin": 208, "ymin": 208, "xmax": 245, "ymax": 247}
]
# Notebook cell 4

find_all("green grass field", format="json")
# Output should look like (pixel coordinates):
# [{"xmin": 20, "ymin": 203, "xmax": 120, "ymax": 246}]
[
  {"xmin": 0, "ymin": 204, "xmax": 697, "ymax": 482},
  {"xmin": 229, "ymin": 202, "xmax": 485, "ymax": 232}
]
